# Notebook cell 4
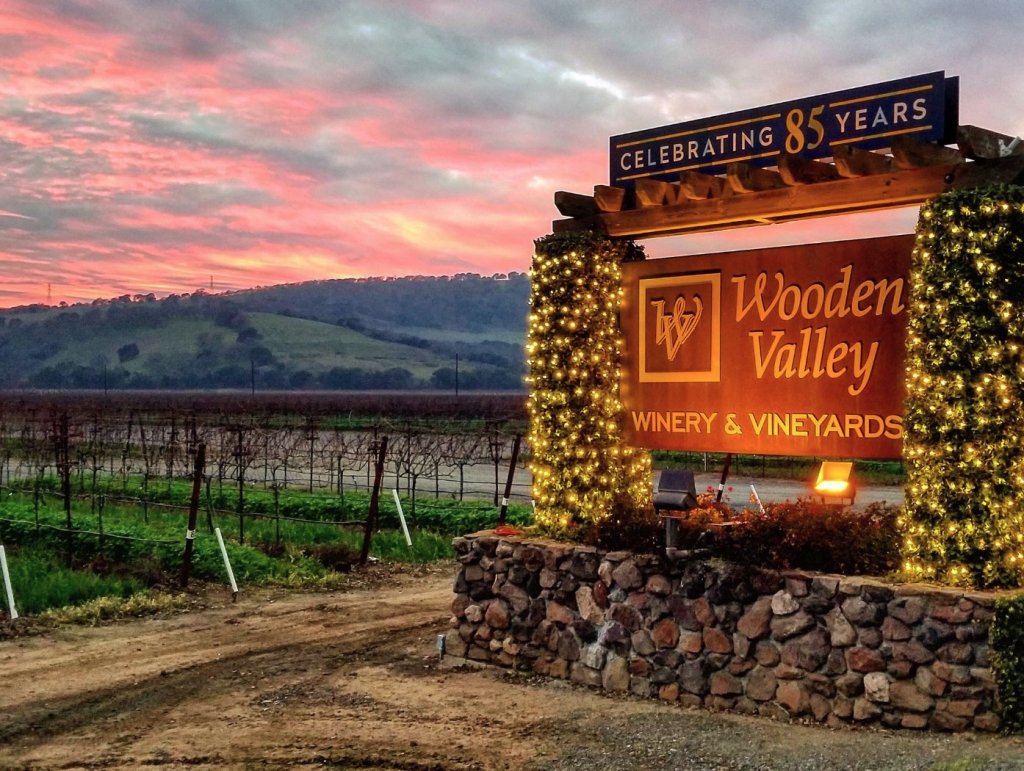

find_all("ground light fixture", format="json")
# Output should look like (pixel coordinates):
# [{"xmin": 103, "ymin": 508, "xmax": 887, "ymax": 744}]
[
  {"xmin": 653, "ymin": 470, "xmax": 699, "ymax": 550},
  {"xmin": 813, "ymin": 461, "xmax": 855, "ymax": 505}
]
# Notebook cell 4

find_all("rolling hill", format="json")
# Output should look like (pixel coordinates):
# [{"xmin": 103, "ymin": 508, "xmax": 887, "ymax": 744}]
[{"xmin": 0, "ymin": 273, "xmax": 530, "ymax": 390}]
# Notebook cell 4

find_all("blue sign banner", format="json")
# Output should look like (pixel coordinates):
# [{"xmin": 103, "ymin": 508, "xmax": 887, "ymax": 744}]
[{"xmin": 610, "ymin": 72, "xmax": 958, "ymax": 186}]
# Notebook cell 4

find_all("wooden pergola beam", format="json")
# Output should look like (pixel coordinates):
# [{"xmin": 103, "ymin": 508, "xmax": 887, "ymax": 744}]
[
  {"xmin": 593, "ymin": 184, "xmax": 626, "ymax": 212},
  {"xmin": 679, "ymin": 171, "xmax": 728, "ymax": 200},
  {"xmin": 554, "ymin": 162, "xmax": 962, "ymax": 238},
  {"xmin": 891, "ymin": 135, "xmax": 963, "ymax": 169},
  {"xmin": 554, "ymin": 191, "xmax": 599, "ymax": 217},
  {"xmin": 553, "ymin": 133, "xmax": 1024, "ymax": 239},
  {"xmin": 957, "ymin": 125, "xmax": 1023, "ymax": 160},
  {"xmin": 832, "ymin": 145, "xmax": 894, "ymax": 178},
  {"xmin": 778, "ymin": 153, "xmax": 841, "ymax": 185},
  {"xmin": 727, "ymin": 162, "xmax": 785, "ymax": 193},
  {"xmin": 634, "ymin": 179, "xmax": 686, "ymax": 207}
]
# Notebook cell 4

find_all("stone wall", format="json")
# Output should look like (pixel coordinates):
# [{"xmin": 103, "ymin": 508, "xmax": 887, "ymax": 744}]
[{"xmin": 447, "ymin": 532, "xmax": 1001, "ymax": 732}]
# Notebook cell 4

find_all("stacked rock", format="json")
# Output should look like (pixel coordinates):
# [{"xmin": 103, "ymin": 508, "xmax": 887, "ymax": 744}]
[{"xmin": 447, "ymin": 532, "xmax": 1000, "ymax": 732}]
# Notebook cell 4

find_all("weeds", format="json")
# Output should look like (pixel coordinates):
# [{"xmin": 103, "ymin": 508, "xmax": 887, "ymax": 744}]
[
  {"xmin": 0, "ymin": 469, "xmax": 508, "ymax": 616},
  {"xmin": 36, "ymin": 591, "xmax": 193, "ymax": 625},
  {"xmin": 3, "ymin": 547, "xmax": 144, "ymax": 615}
]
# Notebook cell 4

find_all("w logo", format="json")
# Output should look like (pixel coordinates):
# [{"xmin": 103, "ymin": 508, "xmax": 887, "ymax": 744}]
[
  {"xmin": 637, "ymin": 272, "xmax": 720, "ymax": 383},
  {"xmin": 652, "ymin": 295, "xmax": 703, "ymax": 361}
]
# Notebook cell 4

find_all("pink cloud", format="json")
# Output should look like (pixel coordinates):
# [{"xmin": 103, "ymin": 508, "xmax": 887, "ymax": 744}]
[{"xmin": 0, "ymin": 0, "xmax": 1020, "ymax": 310}]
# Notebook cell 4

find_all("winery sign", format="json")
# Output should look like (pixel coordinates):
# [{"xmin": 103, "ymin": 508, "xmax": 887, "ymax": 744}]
[
  {"xmin": 620, "ymin": 235, "xmax": 913, "ymax": 458},
  {"xmin": 610, "ymin": 71, "xmax": 958, "ymax": 185}
]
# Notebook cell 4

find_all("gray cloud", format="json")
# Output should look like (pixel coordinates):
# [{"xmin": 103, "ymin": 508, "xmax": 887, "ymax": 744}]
[{"xmin": 1, "ymin": 0, "xmax": 1022, "ymax": 304}]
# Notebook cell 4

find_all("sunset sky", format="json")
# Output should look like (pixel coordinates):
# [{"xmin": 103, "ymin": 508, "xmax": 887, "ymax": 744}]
[{"xmin": 1, "ymin": 1, "xmax": 1022, "ymax": 307}]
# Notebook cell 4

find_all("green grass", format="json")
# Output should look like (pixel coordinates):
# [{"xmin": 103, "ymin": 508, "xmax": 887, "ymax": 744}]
[
  {"xmin": 4, "ymin": 546, "xmax": 144, "ymax": 615},
  {"xmin": 21, "ymin": 472, "xmax": 531, "ymax": 538},
  {"xmin": 0, "ymin": 471, "xmax": 526, "ymax": 615},
  {"xmin": 249, "ymin": 312, "xmax": 446, "ymax": 377},
  {"xmin": 0, "ymin": 498, "xmax": 326, "ymax": 587},
  {"xmin": 30, "ymin": 311, "xmax": 468, "ymax": 381},
  {"xmin": 389, "ymin": 323, "xmax": 525, "ymax": 346},
  {"xmin": 38, "ymin": 318, "xmax": 223, "ymax": 373}
]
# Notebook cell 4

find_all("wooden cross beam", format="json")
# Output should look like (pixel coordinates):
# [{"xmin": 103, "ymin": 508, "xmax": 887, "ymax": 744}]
[
  {"xmin": 957, "ymin": 125, "xmax": 1023, "ymax": 160},
  {"xmin": 553, "ymin": 161, "xmax": 1015, "ymax": 238},
  {"xmin": 679, "ymin": 171, "xmax": 729, "ymax": 200},
  {"xmin": 832, "ymin": 145, "xmax": 894, "ymax": 178},
  {"xmin": 594, "ymin": 185, "xmax": 626, "ymax": 212},
  {"xmin": 552, "ymin": 128, "xmax": 1024, "ymax": 239}
]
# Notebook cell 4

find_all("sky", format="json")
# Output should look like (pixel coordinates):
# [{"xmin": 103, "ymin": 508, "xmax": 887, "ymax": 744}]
[{"xmin": 1, "ymin": 0, "xmax": 1022, "ymax": 308}]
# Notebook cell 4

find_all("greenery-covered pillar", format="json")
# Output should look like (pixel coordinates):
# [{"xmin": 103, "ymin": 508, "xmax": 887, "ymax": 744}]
[
  {"xmin": 901, "ymin": 185, "xmax": 1024, "ymax": 587},
  {"xmin": 527, "ymin": 231, "xmax": 651, "ymax": 534}
]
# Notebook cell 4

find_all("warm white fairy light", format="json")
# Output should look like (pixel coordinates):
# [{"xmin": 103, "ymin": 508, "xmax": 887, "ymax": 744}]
[
  {"xmin": 527, "ymin": 233, "xmax": 651, "ymax": 533},
  {"xmin": 902, "ymin": 187, "xmax": 1024, "ymax": 588}
]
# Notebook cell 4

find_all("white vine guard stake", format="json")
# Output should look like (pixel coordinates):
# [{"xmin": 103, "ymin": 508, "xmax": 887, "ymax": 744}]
[
  {"xmin": 0, "ymin": 544, "xmax": 18, "ymax": 620},
  {"xmin": 214, "ymin": 528, "xmax": 239, "ymax": 601},
  {"xmin": 392, "ymin": 490, "xmax": 412, "ymax": 547}
]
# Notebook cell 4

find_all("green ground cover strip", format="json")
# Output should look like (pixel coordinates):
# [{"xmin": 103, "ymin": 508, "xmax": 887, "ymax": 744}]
[
  {"xmin": 3, "ymin": 546, "xmax": 144, "ymax": 615},
  {"xmin": 991, "ymin": 592, "xmax": 1024, "ymax": 733},
  {"xmin": 0, "ymin": 464, "xmax": 535, "ymax": 616},
  {"xmin": 0, "ymin": 470, "xmax": 532, "ymax": 616},
  {"xmin": 9, "ymin": 473, "xmax": 533, "ymax": 537}
]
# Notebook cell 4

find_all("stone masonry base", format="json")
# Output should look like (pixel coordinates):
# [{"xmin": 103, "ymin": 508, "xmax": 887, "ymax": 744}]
[{"xmin": 447, "ymin": 532, "xmax": 1001, "ymax": 732}]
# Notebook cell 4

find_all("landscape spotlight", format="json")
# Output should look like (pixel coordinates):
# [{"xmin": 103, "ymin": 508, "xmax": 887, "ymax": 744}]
[
  {"xmin": 654, "ymin": 470, "xmax": 699, "ymax": 551},
  {"xmin": 813, "ymin": 461, "xmax": 855, "ymax": 504}
]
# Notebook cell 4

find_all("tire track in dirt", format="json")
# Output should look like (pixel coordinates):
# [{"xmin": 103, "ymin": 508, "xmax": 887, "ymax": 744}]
[
  {"xmin": 0, "ymin": 575, "xmax": 455, "ymax": 768},
  {"xmin": 1, "ymin": 580, "xmax": 449, "ymax": 695},
  {"xmin": 0, "ymin": 613, "xmax": 444, "ymax": 745},
  {"xmin": 5, "ymin": 569, "xmax": 1024, "ymax": 771}
]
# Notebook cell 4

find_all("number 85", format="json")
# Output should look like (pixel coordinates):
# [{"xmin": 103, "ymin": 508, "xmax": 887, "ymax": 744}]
[{"xmin": 784, "ymin": 105, "xmax": 825, "ymax": 154}]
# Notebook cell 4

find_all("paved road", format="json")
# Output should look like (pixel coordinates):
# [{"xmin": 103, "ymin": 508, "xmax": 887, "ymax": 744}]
[
  {"xmin": 672, "ymin": 471, "xmax": 904, "ymax": 511},
  {"xmin": 298, "ymin": 461, "xmax": 905, "ymax": 511},
  {"xmin": 385, "ymin": 460, "xmax": 905, "ymax": 511}
]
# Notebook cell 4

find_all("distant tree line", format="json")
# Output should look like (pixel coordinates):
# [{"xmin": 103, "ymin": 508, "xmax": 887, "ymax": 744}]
[
  {"xmin": 26, "ymin": 362, "xmax": 522, "ymax": 391},
  {"xmin": 237, "ymin": 272, "xmax": 529, "ymax": 333},
  {"xmin": 0, "ymin": 274, "xmax": 528, "ymax": 391}
]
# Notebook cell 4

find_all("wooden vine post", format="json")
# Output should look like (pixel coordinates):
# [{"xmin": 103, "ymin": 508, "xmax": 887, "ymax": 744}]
[
  {"xmin": 360, "ymin": 436, "xmax": 389, "ymax": 565},
  {"xmin": 56, "ymin": 412, "xmax": 73, "ymax": 566},
  {"xmin": 180, "ymin": 442, "xmax": 206, "ymax": 588},
  {"xmin": 497, "ymin": 434, "xmax": 522, "ymax": 526}
]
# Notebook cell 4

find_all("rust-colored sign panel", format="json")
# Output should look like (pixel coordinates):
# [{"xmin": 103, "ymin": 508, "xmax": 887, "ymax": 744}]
[{"xmin": 620, "ymin": 235, "xmax": 913, "ymax": 459}]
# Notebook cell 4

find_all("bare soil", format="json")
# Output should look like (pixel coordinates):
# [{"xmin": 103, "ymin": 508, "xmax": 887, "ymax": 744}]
[{"xmin": 2, "ymin": 567, "xmax": 1023, "ymax": 771}]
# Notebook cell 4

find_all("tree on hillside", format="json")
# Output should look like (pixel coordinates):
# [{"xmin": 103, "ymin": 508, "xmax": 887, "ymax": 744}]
[
  {"xmin": 117, "ymin": 342, "xmax": 140, "ymax": 363},
  {"xmin": 237, "ymin": 326, "xmax": 262, "ymax": 343},
  {"xmin": 248, "ymin": 345, "xmax": 276, "ymax": 367}
]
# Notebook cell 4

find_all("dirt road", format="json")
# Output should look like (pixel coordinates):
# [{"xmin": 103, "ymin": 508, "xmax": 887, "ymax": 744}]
[{"xmin": 2, "ymin": 567, "xmax": 1022, "ymax": 771}]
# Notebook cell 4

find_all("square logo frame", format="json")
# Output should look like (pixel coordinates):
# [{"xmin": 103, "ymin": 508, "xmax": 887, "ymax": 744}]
[{"xmin": 638, "ymin": 272, "xmax": 721, "ymax": 383}]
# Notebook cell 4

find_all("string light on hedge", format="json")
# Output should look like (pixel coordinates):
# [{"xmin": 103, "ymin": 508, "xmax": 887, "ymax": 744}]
[
  {"xmin": 526, "ymin": 232, "xmax": 651, "ymax": 534},
  {"xmin": 901, "ymin": 185, "xmax": 1024, "ymax": 588}
]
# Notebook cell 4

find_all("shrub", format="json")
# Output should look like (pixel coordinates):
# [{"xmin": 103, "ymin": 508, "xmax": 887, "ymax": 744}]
[
  {"xmin": 992, "ymin": 592, "xmax": 1024, "ymax": 733},
  {"xmin": 117, "ymin": 342, "xmax": 140, "ymax": 363},
  {"xmin": 548, "ymin": 495, "xmax": 900, "ymax": 577},
  {"xmin": 303, "ymin": 543, "xmax": 357, "ymax": 572},
  {"xmin": 902, "ymin": 185, "xmax": 1024, "ymax": 588},
  {"xmin": 586, "ymin": 493, "xmax": 661, "ymax": 553},
  {"xmin": 673, "ymin": 500, "xmax": 901, "ymax": 575}
]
